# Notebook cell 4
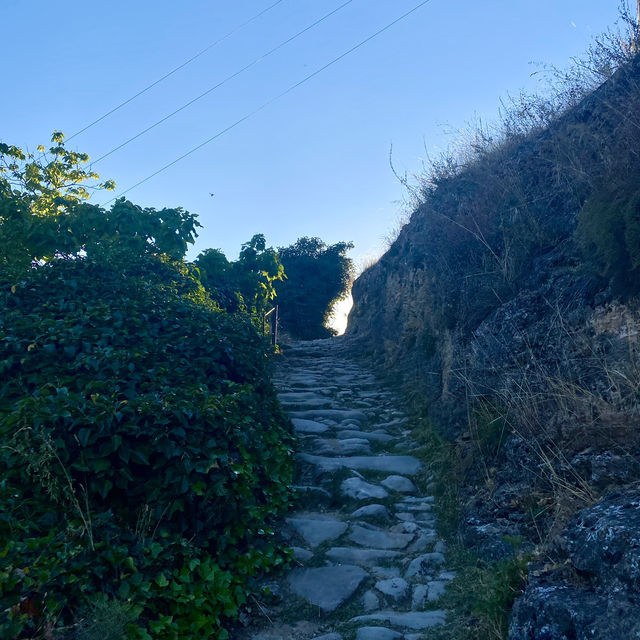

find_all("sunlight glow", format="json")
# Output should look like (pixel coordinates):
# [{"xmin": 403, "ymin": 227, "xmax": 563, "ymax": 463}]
[{"xmin": 327, "ymin": 292, "xmax": 353, "ymax": 335}]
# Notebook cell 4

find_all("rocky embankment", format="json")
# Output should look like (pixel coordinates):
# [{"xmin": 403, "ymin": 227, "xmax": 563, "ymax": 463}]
[
  {"xmin": 509, "ymin": 488, "xmax": 640, "ymax": 638},
  {"xmin": 346, "ymin": 53, "xmax": 640, "ymax": 638},
  {"xmin": 235, "ymin": 339, "xmax": 453, "ymax": 640}
]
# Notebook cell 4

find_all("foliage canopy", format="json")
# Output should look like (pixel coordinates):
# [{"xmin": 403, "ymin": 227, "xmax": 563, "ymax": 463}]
[
  {"xmin": 0, "ymin": 133, "xmax": 201, "ymax": 276},
  {"xmin": 195, "ymin": 234, "xmax": 284, "ymax": 316},
  {"xmin": 276, "ymin": 236, "xmax": 354, "ymax": 339}
]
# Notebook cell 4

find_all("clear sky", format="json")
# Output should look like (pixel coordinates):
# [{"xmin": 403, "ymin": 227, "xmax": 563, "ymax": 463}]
[{"xmin": 2, "ymin": 0, "xmax": 626, "ymax": 269}]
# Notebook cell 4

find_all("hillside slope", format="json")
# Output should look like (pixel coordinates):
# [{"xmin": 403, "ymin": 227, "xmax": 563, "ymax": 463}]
[{"xmin": 347, "ymin": 52, "xmax": 640, "ymax": 638}]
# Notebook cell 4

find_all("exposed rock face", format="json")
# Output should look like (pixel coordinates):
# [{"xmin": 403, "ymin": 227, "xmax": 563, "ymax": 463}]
[
  {"xmin": 509, "ymin": 488, "xmax": 640, "ymax": 639},
  {"xmin": 509, "ymin": 584, "xmax": 640, "ymax": 640},
  {"xmin": 346, "ymin": 54, "xmax": 640, "ymax": 637},
  {"xmin": 564, "ymin": 488, "xmax": 640, "ymax": 594}
]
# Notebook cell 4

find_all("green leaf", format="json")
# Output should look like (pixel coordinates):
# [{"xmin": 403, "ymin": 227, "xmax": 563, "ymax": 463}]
[{"xmin": 155, "ymin": 574, "xmax": 169, "ymax": 588}]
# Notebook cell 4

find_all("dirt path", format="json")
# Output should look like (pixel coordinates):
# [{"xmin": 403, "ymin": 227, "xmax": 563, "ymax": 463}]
[{"xmin": 233, "ymin": 339, "xmax": 452, "ymax": 640}]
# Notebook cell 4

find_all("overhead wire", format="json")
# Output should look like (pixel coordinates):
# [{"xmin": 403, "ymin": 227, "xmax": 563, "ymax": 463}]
[
  {"xmin": 66, "ymin": 0, "xmax": 285, "ymax": 142},
  {"xmin": 90, "ymin": 0, "xmax": 354, "ymax": 166},
  {"xmin": 104, "ymin": 0, "xmax": 434, "ymax": 205}
]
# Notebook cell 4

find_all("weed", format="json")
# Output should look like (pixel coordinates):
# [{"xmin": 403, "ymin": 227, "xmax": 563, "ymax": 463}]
[
  {"xmin": 413, "ymin": 419, "xmax": 463, "ymax": 540},
  {"xmin": 73, "ymin": 598, "xmax": 135, "ymax": 640},
  {"xmin": 429, "ymin": 547, "xmax": 530, "ymax": 640}
]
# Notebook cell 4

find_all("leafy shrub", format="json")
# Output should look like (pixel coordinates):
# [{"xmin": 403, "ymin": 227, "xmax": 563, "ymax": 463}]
[
  {"xmin": 195, "ymin": 235, "xmax": 284, "ymax": 316},
  {"xmin": 276, "ymin": 237, "xmax": 354, "ymax": 339},
  {"xmin": 0, "ymin": 134, "xmax": 201, "ymax": 277},
  {"xmin": 0, "ymin": 254, "xmax": 294, "ymax": 638}
]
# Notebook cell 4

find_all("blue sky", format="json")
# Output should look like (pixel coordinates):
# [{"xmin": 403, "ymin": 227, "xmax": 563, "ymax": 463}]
[{"xmin": 2, "ymin": 0, "xmax": 626, "ymax": 267}]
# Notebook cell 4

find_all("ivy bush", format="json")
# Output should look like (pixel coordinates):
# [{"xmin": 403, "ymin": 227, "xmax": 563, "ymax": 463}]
[{"xmin": 0, "ymin": 255, "xmax": 294, "ymax": 638}]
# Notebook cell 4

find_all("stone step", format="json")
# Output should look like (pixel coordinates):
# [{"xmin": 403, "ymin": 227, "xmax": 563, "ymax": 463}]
[
  {"xmin": 312, "ymin": 437, "xmax": 372, "ymax": 456},
  {"xmin": 348, "ymin": 525, "xmax": 414, "ymax": 550},
  {"xmin": 288, "ymin": 565, "xmax": 368, "ymax": 611},
  {"xmin": 291, "ymin": 418, "xmax": 330, "ymax": 434},
  {"xmin": 286, "ymin": 514, "xmax": 348, "ymax": 547},
  {"xmin": 350, "ymin": 610, "xmax": 447, "ymax": 630},
  {"xmin": 325, "ymin": 546, "xmax": 402, "ymax": 566},
  {"xmin": 289, "ymin": 408, "xmax": 368, "ymax": 423},
  {"xmin": 241, "ymin": 340, "xmax": 452, "ymax": 640},
  {"xmin": 336, "ymin": 429, "xmax": 396, "ymax": 443},
  {"xmin": 299, "ymin": 453, "xmax": 422, "ymax": 475}
]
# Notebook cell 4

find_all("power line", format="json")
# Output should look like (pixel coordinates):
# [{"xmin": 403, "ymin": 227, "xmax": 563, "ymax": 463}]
[
  {"xmin": 104, "ymin": 0, "xmax": 434, "ymax": 205},
  {"xmin": 90, "ymin": 0, "xmax": 354, "ymax": 166},
  {"xmin": 66, "ymin": 0, "xmax": 285, "ymax": 142}
]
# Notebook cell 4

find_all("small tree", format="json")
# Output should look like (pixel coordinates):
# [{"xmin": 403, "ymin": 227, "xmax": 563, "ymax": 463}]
[
  {"xmin": 0, "ymin": 132, "xmax": 114, "ymax": 274},
  {"xmin": 0, "ymin": 132, "xmax": 201, "ymax": 277},
  {"xmin": 276, "ymin": 236, "xmax": 354, "ymax": 339},
  {"xmin": 194, "ymin": 247, "xmax": 241, "ymax": 310},
  {"xmin": 195, "ymin": 234, "xmax": 284, "ymax": 316}
]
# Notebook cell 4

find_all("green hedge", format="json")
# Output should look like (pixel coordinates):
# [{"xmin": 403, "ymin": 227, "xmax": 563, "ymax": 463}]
[{"xmin": 0, "ymin": 255, "xmax": 294, "ymax": 638}]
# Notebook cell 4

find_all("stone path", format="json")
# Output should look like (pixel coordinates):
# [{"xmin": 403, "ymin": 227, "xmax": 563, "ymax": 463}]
[{"xmin": 234, "ymin": 339, "xmax": 452, "ymax": 640}]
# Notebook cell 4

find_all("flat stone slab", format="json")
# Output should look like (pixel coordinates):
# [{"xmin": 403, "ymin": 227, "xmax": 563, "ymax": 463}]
[
  {"xmin": 342, "ymin": 478, "xmax": 389, "ymax": 500},
  {"xmin": 401, "ymin": 496, "xmax": 435, "ymax": 504},
  {"xmin": 291, "ymin": 418, "xmax": 330, "ymax": 434},
  {"xmin": 288, "ymin": 373, "xmax": 321, "ymax": 381},
  {"xmin": 438, "ymin": 570, "xmax": 456, "ymax": 581},
  {"xmin": 405, "ymin": 553, "xmax": 446, "ymax": 578},
  {"xmin": 291, "ymin": 546, "xmax": 314, "ymax": 562},
  {"xmin": 281, "ymin": 399, "xmax": 335, "ymax": 410},
  {"xmin": 294, "ymin": 485, "xmax": 332, "ymax": 501},
  {"xmin": 362, "ymin": 590, "xmax": 380, "ymax": 611},
  {"xmin": 356, "ymin": 628, "xmax": 403, "ymax": 640},
  {"xmin": 326, "ymin": 547, "xmax": 401, "ymax": 566},
  {"xmin": 395, "ymin": 512, "xmax": 415, "ymax": 522},
  {"xmin": 397, "ymin": 501, "xmax": 433, "ymax": 512},
  {"xmin": 351, "ymin": 611, "xmax": 447, "ymax": 630},
  {"xmin": 288, "ymin": 565, "xmax": 367, "ymax": 611},
  {"xmin": 411, "ymin": 584, "xmax": 428, "ymax": 609},
  {"xmin": 427, "ymin": 580, "xmax": 447, "ymax": 601},
  {"xmin": 300, "ymin": 454, "xmax": 421, "ymax": 475},
  {"xmin": 371, "ymin": 566, "xmax": 401, "ymax": 579},
  {"xmin": 278, "ymin": 391, "xmax": 327, "ymax": 402},
  {"xmin": 352, "ymin": 504, "xmax": 392, "ymax": 522},
  {"xmin": 407, "ymin": 531, "xmax": 438, "ymax": 552},
  {"xmin": 375, "ymin": 577, "xmax": 409, "ymax": 601},
  {"xmin": 413, "ymin": 516, "xmax": 436, "ymax": 528},
  {"xmin": 336, "ymin": 429, "xmax": 395, "ymax": 443},
  {"xmin": 290, "ymin": 409, "xmax": 367, "ymax": 423},
  {"xmin": 377, "ymin": 418, "xmax": 407, "ymax": 428},
  {"xmin": 287, "ymin": 516, "xmax": 347, "ymax": 547},
  {"xmin": 348, "ymin": 525, "xmax": 413, "ymax": 550},
  {"xmin": 381, "ymin": 475, "xmax": 417, "ymax": 493},
  {"xmin": 314, "ymin": 437, "xmax": 372, "ymax": 456}
]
